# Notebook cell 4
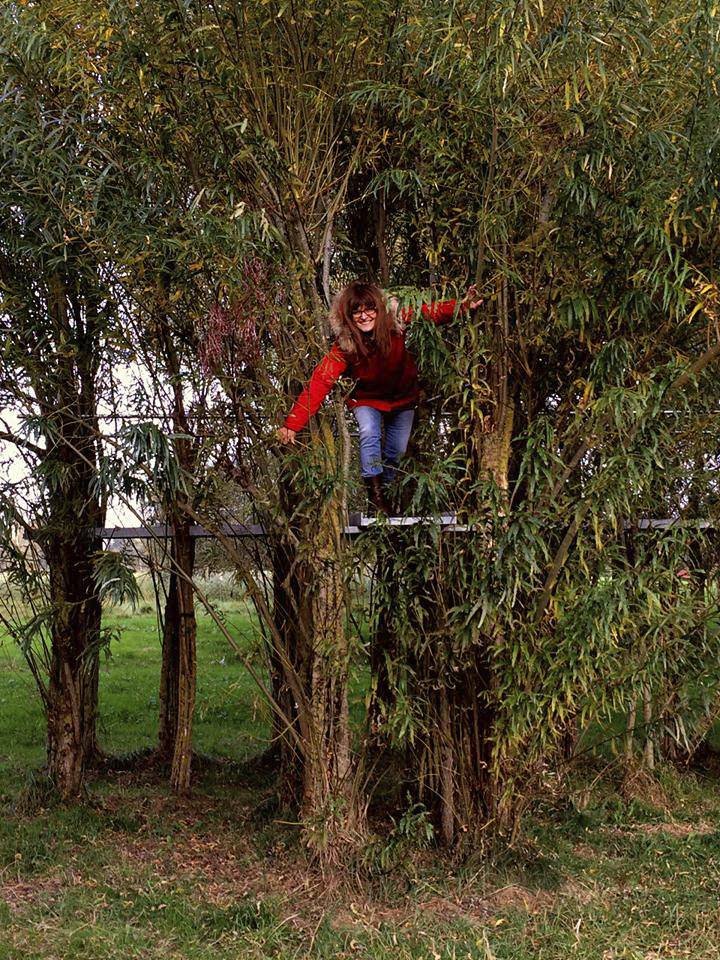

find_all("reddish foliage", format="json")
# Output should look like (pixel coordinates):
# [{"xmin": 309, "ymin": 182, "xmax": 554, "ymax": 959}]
[{"xmin": 198, "ymin": 259, "xmax": 278, "ymax": 373}]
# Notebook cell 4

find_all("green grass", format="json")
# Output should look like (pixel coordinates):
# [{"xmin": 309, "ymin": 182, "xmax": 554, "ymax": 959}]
[
  {"xmin": 0, "ymin": 601, "xmax": 269, "ymax": 797},
  {"xmin": 100, "ymin": 604, "xmax": 270, "ymax": 760},
  {"xmin": 2, "ymin": 602, "xmax": 720, "ymax": 958}
]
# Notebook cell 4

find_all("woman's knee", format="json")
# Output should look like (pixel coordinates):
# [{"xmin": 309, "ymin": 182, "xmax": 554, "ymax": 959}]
[
  {"xmin": 357, "ymin": 423, "xmax": 379, "ymax": 443},
  {"xmin": 354, "ymin": 410, "xmax": 380, "ymax": 441}
]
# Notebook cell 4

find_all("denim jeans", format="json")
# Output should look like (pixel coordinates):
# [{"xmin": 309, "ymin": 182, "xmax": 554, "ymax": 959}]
[{"xmin": 353, "ymin": 406, "xmax": 415, "ymax": 480}]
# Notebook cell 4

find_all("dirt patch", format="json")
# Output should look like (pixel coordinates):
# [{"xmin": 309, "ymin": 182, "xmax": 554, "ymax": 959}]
[
  {"xmin": 1, "ymin": 828, "xmax": 605, "ymax": 937},
  {"xmin": 115, "ymin": 830, "xmax": 567, "ymax": 933},
  {"xmin": 100, "ymin": 789, "xmax": 241, "ymax": 827},
  {"xmin": 119, "ymin": 830, "xmax": 326, "ymax": 910},
  {"xmin": 331, "ymin": 899, "xmax": 462, "ymax": 933},
  {"xmin": 1, "ymin": 873, "xmax": 67, "ymax": 913},
  {"xmin": 331, "ymin": 884, "xmax": 558, "ymax": 933},
  {"xmin": 0, "ymin": 781, "xmax": 617, "ymax": 937},
  {"xmin": 331, "ymin": 900, "xmax": 426, "ymax": 931}
]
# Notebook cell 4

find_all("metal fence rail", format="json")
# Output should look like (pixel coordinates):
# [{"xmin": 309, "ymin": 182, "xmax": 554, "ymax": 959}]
[{"xmin": 97, "ymin": 515, "xmax": 469, "ymax": 540}]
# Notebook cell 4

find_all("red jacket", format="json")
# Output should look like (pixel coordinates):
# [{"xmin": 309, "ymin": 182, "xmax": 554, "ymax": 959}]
[{"xmin": 284, "ymin": 299, "xmax": 461, "ymax": 432}]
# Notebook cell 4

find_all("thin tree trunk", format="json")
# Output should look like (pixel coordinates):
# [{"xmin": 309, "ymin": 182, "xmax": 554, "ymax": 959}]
[
  {"xmin": 368, "ymin": 606, "xmax": 394, "ymax": 745},
  {"xmin": 271, "ymin": 525, "xmax": 306, "ymax": 809},
  {"xmin": 374, "ymin": 198, "xmax": 389, "ymax": 286},
  {"xmin": 82, "ymin": 542, "xmax": 104, "ymax": 767},
  {"xmin": 643, "ymin": 683, "xmax": 655, "ymax": 771},
  {"xmin": 169, "ymin": 521, "xmax": 197, "ymax": 794},
  {"xmin": 158, "ymin": 568, "xmax": 180, "ymax": 762},
  {"xmin": 438, "ymin": 686, "xmax": 455, "ymax": 847},
  {"xmin": 626, "ymin": 696, "xmax": 637, "ymax": 761},
  {"xmin": 82, "ymin": 642, "xmax": 101, "ymax": 766},
  {"xmin": 153, "ymin": 323, "xmax": 200, "ymax": 793}
]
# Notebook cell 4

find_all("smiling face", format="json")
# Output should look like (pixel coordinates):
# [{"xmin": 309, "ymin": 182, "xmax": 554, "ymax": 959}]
[
  {"xmin": 352, "ymin": 302, "xmax": 378, "ymax": 334},
  {"xmin": 334, "ymin": 281, "xmax": 392, "ymax": 359}
]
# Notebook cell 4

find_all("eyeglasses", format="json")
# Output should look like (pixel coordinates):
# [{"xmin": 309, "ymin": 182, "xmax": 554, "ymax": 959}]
[{"xmin": 352, "ymin": 306, "xmax": 378, "ymax": 318}]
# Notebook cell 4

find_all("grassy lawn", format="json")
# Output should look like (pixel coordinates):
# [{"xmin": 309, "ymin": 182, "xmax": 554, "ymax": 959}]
[
  {"xmin": 0, "ymin": 601, "xmax": 269, "ymax": 797},
  {"xmin": 2, "ymin": 600, "xmax": 720, "ymax": 958}
]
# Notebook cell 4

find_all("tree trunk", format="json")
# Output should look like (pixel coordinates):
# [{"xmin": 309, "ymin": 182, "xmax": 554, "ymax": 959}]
[
  {"xmin": 374, "ymin": 198, "xmax": 390, "ymax": 286},
  {"xmin": 415, "ymin": 646, "xmax": 495, "ymax": 845},
  {"xmin": 158, "ymin": 567, "xmax": 181, "ymax": 762},
  {"xmin": 438, "ymin": 686, "xmax": 456, "ymax": 847},
  {"xmin": 271, "ymin": 537, "xmax": 305, "ymax": 808},
  {"xmin": 269, "ymin": 431, "xmax": 361, "ymax": 860},
  {"xmin": 371, "ymin": 278, "xmax": 518, "ymax": 846},
  {"xmin": 369, "ymin": 531, "xmax": 496, "ymax": 846},
  {"xmin": 46, "ymin": 651, "xmax": 85, "ymax": 800},
  {"xmin": 156, "ymin": 520, "xmax": 197, "ymax": 789},
  {"xmin": 14, "ymin": 272, "xmax": 106, "ymax": 800},
  {"xmin": 625, "ymin": 697, "xmax": 637, "ymax": 761},
  {"xmin": 299, "ymin": 553, "xmax": 352, "ymax": 824},
  {"xmin": 81, "ymin": 643, "xmax": 101, "ymax": 766},
  {"xmin": 368, "ymin": 606, "xmax": 395, "ymax": 745},
  {"xmin": 45, "ymin": 524, "xmax": 99, "ymax": 799},
  {"xmin": 160, "ymin": 519, "xmax": 197, "ymax": 793},
  {"xmin": 154, "ymin": 336, "xmax": 199, "ymax": 793}
]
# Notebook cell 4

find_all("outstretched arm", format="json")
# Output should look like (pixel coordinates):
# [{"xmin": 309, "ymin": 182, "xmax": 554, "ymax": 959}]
[
  {"xmin": 393, "ymin": 285, "xmax": 483, "ymax": 326},
  {"xmin": 277, "ymin": 344, "xmax": 348, "ymax": 442}
]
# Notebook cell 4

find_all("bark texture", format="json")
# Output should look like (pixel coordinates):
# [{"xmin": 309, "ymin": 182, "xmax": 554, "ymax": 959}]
[
  {"xmin": 158, "ymin": 567, "xmax": 181, "ymax": 762},
  {"xmin": 157, "ymin": 520, "xmax": 197, "ymax": 793},
  {"xmin": 41, "ymin": 272, "xmax": 105, "ymax": 799},
  {"xmin": 270, "ymin": 430, "xmax": 360, "ymax": 859},
  {"xmin": 43, "ymin": 456, "xmax": 103, "ymax": 798}
]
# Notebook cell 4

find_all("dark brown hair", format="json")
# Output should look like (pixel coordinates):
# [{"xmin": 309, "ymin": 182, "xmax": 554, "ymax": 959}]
[{"xmin": 331, "ymin": 281, "xmax": 395, "ymax": 360}]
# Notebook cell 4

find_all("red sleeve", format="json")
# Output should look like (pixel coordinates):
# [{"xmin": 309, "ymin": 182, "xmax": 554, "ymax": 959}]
[
  {"xmin": 284, "ymin": 344, "xmax": 348, "ymax": 432},
  {"xmin": 398, "ymin": 298, "xmax": 463, "ymax": 326}
]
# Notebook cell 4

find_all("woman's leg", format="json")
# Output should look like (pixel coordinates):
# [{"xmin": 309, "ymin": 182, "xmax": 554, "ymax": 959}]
[
  {"xmin": 353, "ymin": 406, "xmax": 384, "ymax": 477},
  {"xmin": 382, "ymin": 408, "xmax": 415, "ymax": 483}
]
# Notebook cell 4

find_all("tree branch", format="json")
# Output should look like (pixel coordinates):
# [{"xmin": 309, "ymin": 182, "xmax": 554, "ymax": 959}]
[{"xmin": 0, "ymin": 429, "xmax": 45, "ymax": 458}]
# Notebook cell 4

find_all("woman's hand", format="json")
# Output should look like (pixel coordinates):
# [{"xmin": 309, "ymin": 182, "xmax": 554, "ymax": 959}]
[
  {"xmin": 462, "ymin": 284, "xmax": 483, "ymax": 310},
  {"xmin": 276, "ymin": 427, "xmax": 297, "ymax": 445}
]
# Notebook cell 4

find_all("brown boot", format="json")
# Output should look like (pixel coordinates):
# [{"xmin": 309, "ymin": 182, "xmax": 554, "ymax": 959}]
[{"xmin": 364, "ymin": 476, "xmax": 390, "ymax": 516}]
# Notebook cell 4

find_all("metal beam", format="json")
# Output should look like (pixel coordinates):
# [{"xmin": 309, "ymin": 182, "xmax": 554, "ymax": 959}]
[{"xmin": 97, "ymin": 515, "xmax": 468, "ymax": 540}]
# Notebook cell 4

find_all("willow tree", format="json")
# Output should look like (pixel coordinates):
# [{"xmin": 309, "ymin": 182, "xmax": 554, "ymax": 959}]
[
  {"xmin": 163, "ymin": 0, "xmax": 391, "ymax": 844},
  {"xmin": 0, "ymin": 6, "xmax": 122, "ymax": 797},
  {"xmin": 358, "ymin": 0, "xmax": 720, "ymax": 842}
]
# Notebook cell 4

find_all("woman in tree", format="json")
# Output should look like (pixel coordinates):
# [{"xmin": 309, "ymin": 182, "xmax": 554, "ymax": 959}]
[{"xmin": 277, "ymin": 280, "xmax": 481, "ymax": 513}]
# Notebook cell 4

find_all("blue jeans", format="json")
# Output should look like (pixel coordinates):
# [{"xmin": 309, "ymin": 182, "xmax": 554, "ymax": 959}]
[{"xmin": 353, "ymin": 406, "xmax": 415, "ymax": 481}]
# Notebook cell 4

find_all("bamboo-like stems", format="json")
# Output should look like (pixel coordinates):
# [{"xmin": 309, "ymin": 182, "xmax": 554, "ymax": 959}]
[
  {"xmin": 643, "ymin": 683, "xmax": 655, "ymax": 771},
  {"xmin": 625, "ymin": 697, "xmax": 637, "ymax": 761}
]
